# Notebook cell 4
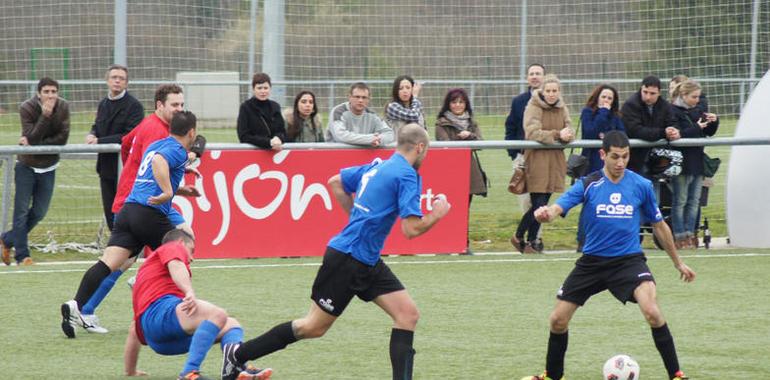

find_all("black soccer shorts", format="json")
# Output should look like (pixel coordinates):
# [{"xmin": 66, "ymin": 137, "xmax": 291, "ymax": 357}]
[
  {"xmin": 108, "ymin": 203, "xmax": 176, "ymax": 257},
  {"xmin": 310, "ymin": 247, "xmax": 405, "ymax": 317},
  {"xmin": 556, "ymin": 253, "xmax": 655, "ymax": 306}
]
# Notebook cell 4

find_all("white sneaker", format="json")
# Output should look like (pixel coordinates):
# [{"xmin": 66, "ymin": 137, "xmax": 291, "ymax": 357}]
[
  {"xmin": 81, "ymin": 314, "xmax": 109, "ymax": 334},
  {"xmin": 126, "ymin": 275, "xmax": 136, "ymax": 289},
  {"xmin": 60, "ymin": 300, "xmax": 80, "ymax": 338}
]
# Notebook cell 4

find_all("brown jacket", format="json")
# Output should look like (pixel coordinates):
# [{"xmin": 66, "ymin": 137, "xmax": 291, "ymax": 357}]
[
  {"xmin": 435, "ymin": 115, "xmax": 488, "ymax": 196},
  {"xmin": 522, "ymin": 90, "xmax": 574, "ymax": 193},
  {"xmin": 18, "ymin": 96, "xmax": 71, "ymax": 168}
]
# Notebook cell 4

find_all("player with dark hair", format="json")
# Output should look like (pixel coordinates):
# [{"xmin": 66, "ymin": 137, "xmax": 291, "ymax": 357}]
[
  {"xmin": 224, "ymin": 123, "xmax": 451, "ymax": 380},
  {"xmin": 521, "ymin": 130, "xmax": 695, "ymax": 380},
  {"xmin": 61, "ymin": 111, "xmax": 202, "ymax": 339},
  {"xmin": 124, "ymin": 229, "xmax": 272, "ymax": 380}
]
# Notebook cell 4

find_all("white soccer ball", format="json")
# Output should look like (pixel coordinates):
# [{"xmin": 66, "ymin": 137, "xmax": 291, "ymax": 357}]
[{"xmin": 602, "ymin": 354, "xmax": 640, "ymax": 380}]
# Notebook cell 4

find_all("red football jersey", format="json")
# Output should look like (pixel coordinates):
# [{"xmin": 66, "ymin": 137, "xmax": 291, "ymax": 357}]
[
  {"xmin": 131, "ymin": 241, "xmax": 190, "ymax": 344},
  {"xmin": 112, "ymin": 113, "xmax": 170, "ymax": 214}
]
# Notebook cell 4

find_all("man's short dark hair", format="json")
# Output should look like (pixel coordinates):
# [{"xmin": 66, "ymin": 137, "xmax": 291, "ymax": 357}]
[
  {"xmin": 251, "ymin": 72, "xmax": 271, "ymax": 88},
  {"xmin": 162, "ymin": 228, "xmax": 195, "ymax": 245},
  {"xmin": 154, "ymin": 84, "xmax": 183, "ymax": 106},
  {"xmin": 349, "ymin": 82, "xmax": 370, "ymax": 95},
  {"xmin": 641, "ymin": 75, "xmax": 661, "ymax": 90},
  {"xmin": 602, "ymin": 130, "xmax": 630, "ymax": 152},
  {"xmin": 527, "ymin": 63, "xmax": 545, "ymax": 73},
  {"xmin": 37, "ymin": 77, "xmax": 59, "ymax": 92},
  {"xmin": 170, "ymin": 110, "xmax": 197, "ymax": 136},
  {"xmin": 107, "ymin": 64, "xmax": 129, "ymax": 80}
]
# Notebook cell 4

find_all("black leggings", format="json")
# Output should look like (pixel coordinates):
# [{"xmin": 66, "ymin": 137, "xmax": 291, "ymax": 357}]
[{"xmin": 516, "ymin": 192, "xmax": 552, "ymax": 242}]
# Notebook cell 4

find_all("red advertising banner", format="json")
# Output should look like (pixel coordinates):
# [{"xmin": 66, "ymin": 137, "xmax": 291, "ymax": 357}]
[{"xmin": 172, "ymin": 148, "xmax": 470, "ymax": 258}]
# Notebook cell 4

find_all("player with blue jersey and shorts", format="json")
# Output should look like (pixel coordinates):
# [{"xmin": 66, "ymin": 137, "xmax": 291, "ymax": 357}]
[
  {"xmin": 521, "ymin": 131, "xmax": 696, "ymax": 380},
  {"xmin": 222, "ymin": 123, "xmax": 451, "ymax": 380},
  {"xmin": 61, "ymin": 111, "xmax": 202, "ymax": 339}
]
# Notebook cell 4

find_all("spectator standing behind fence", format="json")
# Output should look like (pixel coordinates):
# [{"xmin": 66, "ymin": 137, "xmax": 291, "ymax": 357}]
[
  {"xmin": 621, "ymin": 75, "xmax": 679, "ymax": 177},
  {"xmin": 505, "ymin": 64, "xmax": 546, "ymax": 248},
  {"xmin": 283, "ymin": 90, "xmax": 324, "ymax": 143},
  {"xmin": 669, "ymin": 75, "xmax": 709, "ymax": 123},
  {"xmin": 0, "ymin": 77, "xmax": 70, "ymax": 266},
  {"xmin": 325, "ymin": 82, "xmax": 394, "ymax": 147},
  {"xmin": 85, "ymin": 65, "xmax": 144, "ymax": 231},
  {"xmin": 510, "ymin": 74, "xmax": 574, "ymax": 254},
  {"xmin": 237, "ymin": 73, "xmax": 286, "ymax": 151},
  {"xmin": 435, "ymin": 88, "xmax": 487, "ymax": 255},
  {"xmin": 580, "ymin": 84, "xmax": 625, "ymax": 173},
  {"xmin": 669, "ymin": 80, "xmax": 718, "ymax": 250},
  {"xmin": 385, "ymin": 75, "xmax": 425, "ymax": 132}
]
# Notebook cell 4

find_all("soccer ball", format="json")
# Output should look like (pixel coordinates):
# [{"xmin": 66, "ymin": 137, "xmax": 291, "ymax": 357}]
[{"xmin": 602, "ymin": 354, "xmax": 640, "ymax": 380}]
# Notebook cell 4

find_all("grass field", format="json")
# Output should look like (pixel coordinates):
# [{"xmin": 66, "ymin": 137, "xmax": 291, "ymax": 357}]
[
  {"xmin": 0, "ymin": 112, "xmax": 737, "ymax": 255},
  {"xmin": 1, "ymin": 248, "xmax": 768, "ymax": 379}
]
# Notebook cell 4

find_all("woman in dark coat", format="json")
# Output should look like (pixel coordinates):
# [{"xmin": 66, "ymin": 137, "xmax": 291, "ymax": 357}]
[
  {"xmin": 435, "ymin": 88, "xmax": 487, "ymax": 254},
  {"xmin": 237, "ymin": 72, "xmax": 286, "ymax": 151},
  {"xmin": 669, "ymin": 80, "xmax": 718, "ymax": 249}
]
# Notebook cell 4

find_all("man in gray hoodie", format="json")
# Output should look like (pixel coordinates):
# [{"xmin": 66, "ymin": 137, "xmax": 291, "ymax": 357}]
[{"xmin": 326, "ymin": 82, "xmax": 393, "ymax": 147}]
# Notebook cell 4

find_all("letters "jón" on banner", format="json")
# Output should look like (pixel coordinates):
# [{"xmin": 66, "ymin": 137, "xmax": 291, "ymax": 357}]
[{"xmin": 172, "ymin": 149, "xmax": 471, "ymax": 258}]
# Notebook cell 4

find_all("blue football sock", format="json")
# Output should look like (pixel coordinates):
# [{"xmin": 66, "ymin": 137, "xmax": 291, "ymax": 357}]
[
  {"xmin": 181, "ymin": 320, "xmax": 221, "ymax": 375},
  {"xmin": 81, "ymin": 270, "xmax": 123, "ymax": 315},
  {"xmin": 221, "ymin": 326, "xmax": 244, "ymax": 349}
]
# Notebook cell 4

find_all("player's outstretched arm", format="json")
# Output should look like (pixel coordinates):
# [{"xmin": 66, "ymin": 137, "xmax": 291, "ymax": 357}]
[
  {"xmin": 534, "ymin": 204, "xmax": 563, "ymax": 224},
  {"xmin": 168, "ymin": 260, "xmax": 198, "ymax": 315},
  {"xmin": 328, "ymin": 174, "xmax": 354, "ymax": 214},
  {"xmin": 124, "ymin": 322, "xmax": 147, "ymax": 377},
  {"xmin": 401, "ymin": 195, "xmax": 451, "ymax": 239},
  {"xmin": 652, "ymin": 220, "xmax": 696, "ymax": 282}
]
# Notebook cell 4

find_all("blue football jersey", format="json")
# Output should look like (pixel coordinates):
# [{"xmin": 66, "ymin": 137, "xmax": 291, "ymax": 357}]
[
  {"xmin": 328, "ymin": 153, "xmax": 423, "ymax": 266},
  {"xmin": 556, "ymin": 170, "xmax": 662, "ymax": 257},
  {"xmin": 125, "ymin": 136, "xmax": 188, "ymax": 216}
]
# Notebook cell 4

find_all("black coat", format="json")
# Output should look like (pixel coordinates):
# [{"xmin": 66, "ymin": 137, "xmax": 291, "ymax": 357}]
[
  {"xmin": 90, "ymin": 92, "xmax": 144, "ymax": 179},
  {"xmin": 670, "ymin": 104, "xmax": 718, "ymax": 175},
  {"xmin": 620, "ymin": 91, "xmax": 676, "ymax": 175},
  {"xmin": 237, "ymin": 97, "xmax": 287, "ymax": 149}
]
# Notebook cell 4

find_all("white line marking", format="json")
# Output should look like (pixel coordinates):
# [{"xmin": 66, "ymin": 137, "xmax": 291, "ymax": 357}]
[{"xmin": 1, "ymin": 252, "xmax": 768, "ymax": 275}]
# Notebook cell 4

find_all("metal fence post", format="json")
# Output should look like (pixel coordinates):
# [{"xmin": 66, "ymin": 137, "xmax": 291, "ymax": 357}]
[{"xmin": 1, "ymin": 155, "xmax": 13, "ymax": 233}]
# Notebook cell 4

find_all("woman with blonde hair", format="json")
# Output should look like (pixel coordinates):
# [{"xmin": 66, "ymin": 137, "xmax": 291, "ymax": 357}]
[
  {"xmin": 511, "ymin": 74, "xmax": 575, "ymax": 253},
  {"xmin": 669, "ymin": 79, "xmax": 718, "ymax": 249}
]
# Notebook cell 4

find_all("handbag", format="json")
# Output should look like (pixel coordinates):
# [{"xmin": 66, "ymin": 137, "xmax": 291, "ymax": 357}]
[
  {"xmin": 508, "ymin": 163, "xmax": 527, "ymax": 195},
  {"xmin": 703, "ymin": 153, "xmax": 721, "ymax": 178},
  {"xmin": 566, "ymin": 119, "xmax": 588, "ymax": 180}
]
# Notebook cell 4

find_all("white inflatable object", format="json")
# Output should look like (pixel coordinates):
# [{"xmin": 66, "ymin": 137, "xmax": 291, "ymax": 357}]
[{"xmin": 727, "ymin": 70, "xmax": 770, "ymax": 247}]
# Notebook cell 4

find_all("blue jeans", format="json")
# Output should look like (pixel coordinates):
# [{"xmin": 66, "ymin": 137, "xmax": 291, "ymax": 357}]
[
  {"xmin": 1, "ymin": 162, "xmax": 56, "ymax": 261},
  {"xmin": 671, "ymin": 174, "xmax": 703, "ymax": 239}
]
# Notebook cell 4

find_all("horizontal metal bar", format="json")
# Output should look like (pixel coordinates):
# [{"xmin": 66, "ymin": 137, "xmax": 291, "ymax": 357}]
[
  {"xmin": 0, "ymin": 137, "xmax": 767, "ymax": 155},
  {"xmin": 0, "ymin": 78, "xmax": 761, "ymax": 86}
]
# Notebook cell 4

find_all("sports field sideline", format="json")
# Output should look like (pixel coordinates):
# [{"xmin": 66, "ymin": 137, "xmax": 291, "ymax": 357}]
[{"xmin": 1, "ymin": 248, "xmax": 768, "ymax": 379}]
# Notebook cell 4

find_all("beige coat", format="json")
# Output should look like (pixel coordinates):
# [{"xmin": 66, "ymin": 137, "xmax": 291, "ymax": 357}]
[
  {"xmin": 522, "ymin": 90, "xmax": 574, "ymax": 193},
  {"xmin": 435, "ymin": 115, "xmax": 488, "ymax": 196}
]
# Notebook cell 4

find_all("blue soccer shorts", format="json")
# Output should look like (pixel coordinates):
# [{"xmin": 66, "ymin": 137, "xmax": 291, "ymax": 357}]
[{"xmin": 140, "ymin": 295, "xmax": 191, "ymax": 355}]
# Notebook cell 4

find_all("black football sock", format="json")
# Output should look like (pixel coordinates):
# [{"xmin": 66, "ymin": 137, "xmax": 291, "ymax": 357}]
[
  {"xmin": 234, "ymin": 321, "xmax": 298, "ymax": 363},
  {"xmin": 74, "ymin": 261, "xmax": 112, "ymax": 310},
  {"xmin": 652, "ymin": 323, "xmax": 680, "ymax": 379},
  {"xmin": 545, "ymin": 330, "xmax": 568, "ymax": 380},
  {"xmin": 390, "ymin": 328, "xmax": 415, "ymax": 380}
]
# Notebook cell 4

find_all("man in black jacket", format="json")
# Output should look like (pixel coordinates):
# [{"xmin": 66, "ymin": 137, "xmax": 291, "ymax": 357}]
[
  {"xmin": 620, "ymin": 75, "xmax": 680, "ymax": 176},
  {"xmin": 86, "ymin": 64, "xmax": 144, "ymax": 231}
]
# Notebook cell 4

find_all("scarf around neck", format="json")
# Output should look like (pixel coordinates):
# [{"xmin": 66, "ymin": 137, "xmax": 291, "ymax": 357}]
[
  {"xmin": 443, "ymin": 111, "xmax": 471, "ymax": 130},
  {"xmin": 673, "ymin": 96, "xmax": 693, "ymax": 109}
]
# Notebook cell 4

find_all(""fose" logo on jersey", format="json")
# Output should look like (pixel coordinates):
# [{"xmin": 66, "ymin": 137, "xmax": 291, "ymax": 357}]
[{"xmin": 595, "ymin": 192, "xmax": 634, "ymax": 217}]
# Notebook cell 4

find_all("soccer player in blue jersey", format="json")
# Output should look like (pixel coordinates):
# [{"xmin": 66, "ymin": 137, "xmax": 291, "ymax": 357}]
[
  {"xmin": 61, "ymin": 111, "xmax": 201, "ymax": 339},
  {"xmin": 223, "ymin": 123, "xmax": 451, "ymax": 380},
  {"xmin": 521, "ymin": 131, "xmax": 696, "ymax": 380}
]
